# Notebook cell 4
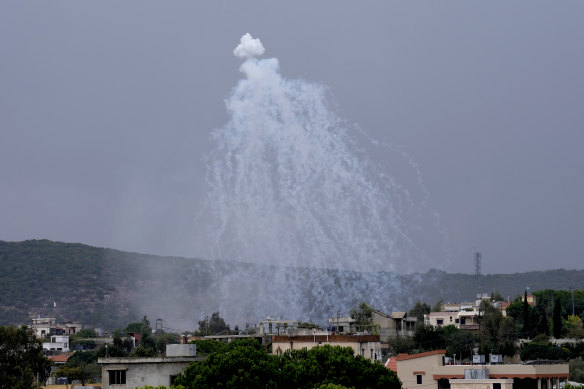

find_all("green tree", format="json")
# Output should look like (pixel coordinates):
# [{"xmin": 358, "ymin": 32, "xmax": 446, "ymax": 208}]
[
  {"xmin": 57, "ymin": 351, "xmax": 100, "ymax": 385},
  {"xmin": 350, "ymin": 301, "xmax": 374, "ymax": 329},
  {"xmin": 173, "ymin": 339, "xmax": 400, "ymax": 389},
  {"xmin": 0, "ymin": 325, "xmax": 52, "ymax": 389},
  {"xmin": 553, "ymin": 299, "xmax": 563, "ymax": 338},
  {"xmin": 536, "ymin": 309, "xmax": 550, "ymax": 336},
  {"xmin": 414, "ymin": 324, "xmax": 445, "ymax": 351},
  {"xmin": 490, "ymin": 291, "xmax": 504, "ymax": 302},
  {"xmin": 188, "ymin": 339, "xmax": 228, "ymax": 355},
  {"xmin": 523, "ymin": 291, "xmax": 531, "ymax": 336},
  {"xmin": 446, "ymin": 328, "xmax": 479, "ymax": 361},
  {"xmin": 520, "ymin": 342, "xmax": 570, "ymax": 361},
  {"xmin": 197, "ymin": 312, "xmax": 230, "ymax": 335},
  {"xmin": 566, "ymin": 316, "xmax": 584, "ymax": 339},
  {"xmin": 570, "ymin": 357, "xmax": 584, "ymax": 383},
  {"xmin": 431, "ymin": 300, "xmax": 444, "ymax": 312},
  {"xmin": 408, "ymin": 301, "xmax": 431, "ymax": 323},
  {"xmin": 479, "ymin": 300, "xmax": 502, "ymax": 353}
]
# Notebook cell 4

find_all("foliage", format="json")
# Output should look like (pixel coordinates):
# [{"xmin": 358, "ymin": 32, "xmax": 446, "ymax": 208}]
[
  {"xmin": 54, "ymin": 350, "xmax": 100, "ymax": 385},
  {"xmin": 408, "ymin": 301, "xmax": 430, "ymax": 323},
  {"xmin": 350, "ymin": 301, "xmax": 374, "ymax": 328},
  {"xmin": 431, "ymin": 300, "xmax": 444, "ymax": 313},
  {"xmin": 566, "ymin": 316, "xmax": 584, "ymax": 339},
  {"xmin": 505, "ymin": 300, "xmax": 524, "ymax": 322},
  {"xmin": 173, "ymin": 340, "xmax": 400, "ymax": 389},
  {"xmin": 126, "ymin": 315, "xmax": 152, "ymax": 334},
  {"xmin": 95, "ymin": 343, "xmax": 127, "ymax": 358},
  {"xmin": 520, "ymin": 342, "xmax": 570, "ymax": 361},
  {"xmin": 0, "ymin": 325, "xmax": 52, "ymax": 389},
  {"xmin": 388, "ymin": 336, "xmax": 416, "ymax": 355},
  {"xmin": 197, "ymin": 312, "xmax": 230, "ymax": 335},
  {"xmin": 553, "ymin": 299, "xmax": 563, "ymax": 338},
  {"xmin": 565, "ymin": 385, "xmax": 584, "ymax": 389},
  {"xmin": 414, "ymin": 325, "xmax": 446, "ymax": 351},
  {"xmin": 570, "ymin": 357, "xmax": 584, "ymax": 384},
  {"xmin": 446, "ymin": 328, "xmax": 479, "ymax": 360},
  {"xmin": 297, "ymin": 322, "xmax": 319, "ymax": 329},
  {"xmin": 189, "ymin": 339, "xmax": 228, "ymax": 355}
]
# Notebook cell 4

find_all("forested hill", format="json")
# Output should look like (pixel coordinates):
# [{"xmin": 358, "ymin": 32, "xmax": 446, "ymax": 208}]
[{"xmin": 1, "ymin": 239, "xmax": 582, "ymax": 331}]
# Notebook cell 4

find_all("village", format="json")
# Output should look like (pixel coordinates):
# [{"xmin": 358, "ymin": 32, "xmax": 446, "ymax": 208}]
[{"xmin": 24, "ymin": 289, "xmax": 582, "ymax": 389}]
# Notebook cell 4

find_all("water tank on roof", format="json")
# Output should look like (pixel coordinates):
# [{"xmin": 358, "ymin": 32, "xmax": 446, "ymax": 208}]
[{"xmin": 472, "ymin": 354, "xmax": 485, "ymax": 364}]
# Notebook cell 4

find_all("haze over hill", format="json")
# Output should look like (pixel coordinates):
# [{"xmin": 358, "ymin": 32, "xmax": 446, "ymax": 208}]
[{"xmin": 1, "ymin": 240, "xmax": 582, "ymax": 331}]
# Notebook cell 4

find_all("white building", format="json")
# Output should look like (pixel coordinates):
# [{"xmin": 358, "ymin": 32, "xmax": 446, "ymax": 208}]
[
  {"xmin": 43, "ymin": 335, "xmax": 70, "ymax": 352},
  {"xmin": 99, "ymin": 344, "xmax": 203, "ymax": 389}
]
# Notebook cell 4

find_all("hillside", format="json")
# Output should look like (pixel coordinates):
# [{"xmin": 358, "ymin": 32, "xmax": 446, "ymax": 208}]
[{"xmin": 1, "ymin": 240, "xmax": 582, "ymax": 331}]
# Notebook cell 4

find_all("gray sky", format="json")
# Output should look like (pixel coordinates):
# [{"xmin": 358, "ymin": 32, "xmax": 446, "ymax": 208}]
[{"xmin": 1, "ymin": 1, "xmax": 583, "ymax": 274}]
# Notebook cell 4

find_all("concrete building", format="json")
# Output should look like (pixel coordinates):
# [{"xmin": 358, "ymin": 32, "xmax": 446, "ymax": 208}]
[
  {"xmin": 386, "ymin": 349, "xmax": 569, "ymax": 389},
  {"xmin": 327, "ymin": 310, "xmax": 416, "ymax": 337},
  {"xmin": 374, "ymin": 311, "xmax": 417, "ymax": 337},
  {"xmin": 98, "ymin": 344, "xmax": 204, "ymax": 388},
  {"xmin": 424, "ymin": 311, "xmax": 480, "ymax": 330},
  {"xmin": 272, "ymin": 334, "xmax": 382, "ymax": 362},
  {"xmin": 43, "ymin": 335, "xmax": 70, "ymax": 352}
]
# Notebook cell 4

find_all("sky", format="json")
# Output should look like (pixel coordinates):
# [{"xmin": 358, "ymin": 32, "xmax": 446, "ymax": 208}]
[{"xmin": 1, "ymin": 1, "xmax": 583, "ymax": 275}]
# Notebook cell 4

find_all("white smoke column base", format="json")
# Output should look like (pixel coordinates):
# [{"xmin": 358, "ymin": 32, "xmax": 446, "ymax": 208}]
[{"xmin": 201, "ymin": 34, "xmax": 441, "ymax": 274}]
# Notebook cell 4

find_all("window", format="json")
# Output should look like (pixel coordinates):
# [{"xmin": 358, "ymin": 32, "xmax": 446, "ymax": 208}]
[
  {"xmin": 450, "ymin": 316, "xmax": 453, "ymax": 322},
  {"xmin": 437, "ymin": 319, "xmax": 443, "ymax": 325},
  {"xmin": 493, "ymin": 383, "xmax": 501, "ymax": 389},
  {"xmin": 109, "ymin": 370, "xmax": 126, "ymax": 385},
  {"xmin": 460, "ymin": 318, "xmax": 466, "ymax": 325},
  {"xmin": 417, "ymin": 375, "xmax": 422, "ymax": 384}
]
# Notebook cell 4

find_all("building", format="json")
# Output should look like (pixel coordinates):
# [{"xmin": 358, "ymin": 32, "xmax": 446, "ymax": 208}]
[
  {"xmin": 327, "ymin": 310, "xmax": 417, "ymax": 337},
  {"xmin": 43, "ymin": 335, "xmax": 70, "ymax": 352},
  {"xmin": 424, "ymin": 311, "xmax": 480, "ymax": 330},
  {"xmin": 376, "ymin": 311, "xmax": 417, "ymax": 337},
  {"xmin": 31, "ymin": 317, "xmax": 56, "ymax": 338},
  {"xmin": 30, "ymin": 317, "xmax": 83, "ymax": 338},
  {"xmin": 386, "ymin": 349, "xmax": 568, "ymax": 389},
  {"xmin": 272, "ymin": 334, "xmax": 382, "ymax": 362},
  {"xmin": 99, "ymin": 344, "xmax": 204, "ymax": 388}
]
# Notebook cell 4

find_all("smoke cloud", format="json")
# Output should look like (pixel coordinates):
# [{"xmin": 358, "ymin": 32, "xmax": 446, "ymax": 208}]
[{"xmin": 233, "ymin": 33, "xmax": 265, "ymax": 59}]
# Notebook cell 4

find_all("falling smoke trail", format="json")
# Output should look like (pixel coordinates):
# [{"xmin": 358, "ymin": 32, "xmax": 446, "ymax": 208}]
[
  {"xmin": 192, "ymin": 34, "xmax": 444, "ymax": 323},
  {"xmin": 202, "ymin": 33, "xmax": 439, "ymax": 274}
]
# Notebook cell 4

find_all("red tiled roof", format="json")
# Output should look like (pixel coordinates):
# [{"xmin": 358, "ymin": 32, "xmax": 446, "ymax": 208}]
[
  {"xmin": 48, "ymin": 352, "xmax": 73, "ymax": 363},
  {"xmin": 396, "ymin": 349, "xmax": 446, "ymax": 361},
  {"xmin": 385, "ymin": 357, "xmax": 397, "ymax": 372}
]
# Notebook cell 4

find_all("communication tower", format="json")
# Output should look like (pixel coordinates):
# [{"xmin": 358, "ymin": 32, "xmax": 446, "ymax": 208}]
[
  {"xmin": 474, "ymin": 251, "xmax": 482, "ymax": 292},
  {"xmin": 474, "ymin": 252, "xmax": 481, "ymax": 278}
]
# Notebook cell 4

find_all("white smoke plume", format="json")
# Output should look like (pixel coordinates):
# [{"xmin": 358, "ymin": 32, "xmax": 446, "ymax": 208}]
[
  {"xmin": 199, "ymin": 34, "xmax": 443, "ymax": 274},
  {"xmin": 186, "ymin": 33, "xmax": 445, "ymax": 325},
  {"xmin": 233, "ymin": 33, "xmax": 265, "ymax": 59}
]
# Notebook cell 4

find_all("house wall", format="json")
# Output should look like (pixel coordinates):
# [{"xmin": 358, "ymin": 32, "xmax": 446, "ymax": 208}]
[
  {"xmin": 272, "ymin": 335, "xmax": 381, "ymax": 362},
  {"xmin": 99, "ymin": 357, "xmax": 198, "ymax": 389},
  {"xmin": 450, "ymin": 379, "xmax": 514, "ymax": 389},
  {"xmin": 393, "ymin": 350, "xmax": 569, "ymax": 389}
]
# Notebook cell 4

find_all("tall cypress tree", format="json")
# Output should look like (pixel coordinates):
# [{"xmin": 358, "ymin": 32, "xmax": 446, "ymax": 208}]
[
  {"xmin": 552, "ymin": 299, "xmax": 562, "ymax": 338},
  {"xmin": 537, "ymin": 309, "xmax": 549, "ymax": 336},
  {"xmin": 522, "ymin": 290, "xmax": 530, "ymax": 335}
]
